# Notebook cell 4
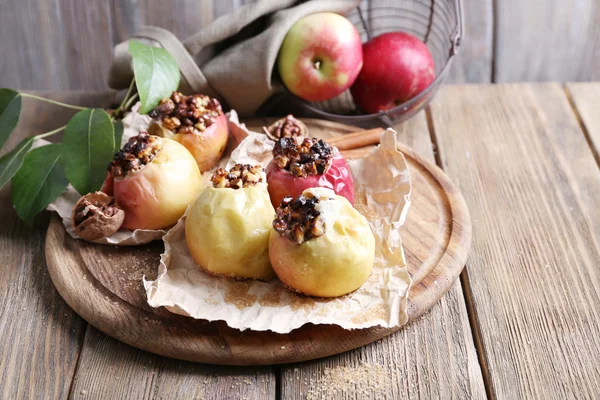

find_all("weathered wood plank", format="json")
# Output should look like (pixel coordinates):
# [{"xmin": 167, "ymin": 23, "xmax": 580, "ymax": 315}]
[
  {"xmin": 494, "ymin": 1, "xmax": 600, "ymax": 82},
  {"xmin": 280, "ymin": 112, "xmax": 487, "ymax": 399},
  {"xmin": 111, "ymin": 0, "xmax": 216, "ymax": 42},
  {"xmin": 0, "ymin": 0, "xmax": 114, "ymax": 91},
  {"xmin": 70, "ymin": 327, "xmax": 276, "ymax": 400},
  {"xmin": 430, "ymin": 83, "xmax": 600, "ymax": 398},
  {"xmin": 566, "ymin": 82, "xmax": 600, "ymax": 164},
  {"xmin": 447, "ymin": 0, "xmax": 493, "ymax": 83},
  {"xmin": 0, "ymin": 92, "xmax": 115, "ymax": 400}
]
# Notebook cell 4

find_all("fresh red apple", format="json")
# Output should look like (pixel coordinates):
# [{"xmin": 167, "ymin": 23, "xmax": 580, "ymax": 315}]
[
  {"xmin": 277, "ymin": 12, "xmax": 363, "ymax": 102},
  {"xmin": 351, "ymin": 32, "xmax": 435, "ymax": 114}
]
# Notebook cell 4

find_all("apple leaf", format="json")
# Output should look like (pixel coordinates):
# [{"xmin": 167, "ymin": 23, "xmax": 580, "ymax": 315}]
[
  {"xmin": 129, "ymin": 40, "xmax": 180, "ymax": 114},
  {"xmin": 0, "ymin": 89, "xmax": 22, "ymax": 151},
  {"xmin": 0, "ymin": 137, "xmax": 34, "ymax": 191},
  {"xmin": 61, "ymin": 108, "xmax": 115, "ymax": 195},
  {"xmin": 12, "ymin": 144, "xmax": 69, "ymax": 225},
  {"xmin": 113, "ymin": 120, "xmax": 124, "ymax": 152}
]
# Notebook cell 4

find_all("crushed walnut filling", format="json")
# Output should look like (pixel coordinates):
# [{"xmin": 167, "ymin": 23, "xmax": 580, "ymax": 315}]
[
  {"xmin": 73, "ymin": 197, "xmax": 120, "ymax": 226},
  {"xmin": 108, "ymin": 132, "xmax": 161, "ymax": 178},
  {"xmin": 273, "ymin": 192, "xmax": 331, "ymax": 244},
  {"xmin": 263, "ymin": 114, "xmax": 307, "ymax": 141},
  {"xmin": 272, "ymin": 137, "xmax": 335, "ymax": 178},
  {"xmin": 211, "ymin": 164, "xmax": 265, "ymax": 189},
  {"xmin": 149, "ymin": 91, "xmax": 223, "ymax": 135}
]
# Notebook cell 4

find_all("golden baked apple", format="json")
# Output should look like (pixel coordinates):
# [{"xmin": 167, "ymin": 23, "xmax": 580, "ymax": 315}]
[
  {"xmin": 148, "ymin": 92, "xmax": 228, "ymax": 172},
  {"xmin": 269, "ymin": 187, "xmax": 375, "ymax": 297},
  {"xmin": 186, "ymin": 164, "xmax": 276, "ymax": 280},
  {"xmin": 102, "ymin": 132, "xmax": 203, "ymax": 230}
]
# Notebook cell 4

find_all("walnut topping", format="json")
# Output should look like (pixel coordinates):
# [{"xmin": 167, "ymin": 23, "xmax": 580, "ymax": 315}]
[
  {"xmin": 263, "ymin": 115, "xmax": 308, "ymax": 141},
  {"xmin": 149, "ymin": 92, "xmax": 223, "ymax": 134},
  {"xmin": 211, "ymin": 164, "xmax": 265, "ymax": 189},
  {"xmin": 108, "ymin": 132, "xmax": 161, "ymax": 179},
  {"xmin": 273, "ymin": 192, "xmax": 332, "ymax": 244},
  {"xmin": 272, "ymin": 137, "xmax": 335, "ymax": 178}
]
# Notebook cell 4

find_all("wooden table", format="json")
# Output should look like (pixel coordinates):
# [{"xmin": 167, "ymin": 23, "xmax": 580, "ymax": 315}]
[{"xmin": 1, "ymin": 83, "xmax": 599, "ymax": 399}]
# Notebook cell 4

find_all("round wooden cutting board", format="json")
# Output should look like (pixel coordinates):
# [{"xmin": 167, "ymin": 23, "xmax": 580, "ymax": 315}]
[{"xmin": 45, "ymin": 118, "xmax": 471, "ymax": 366}]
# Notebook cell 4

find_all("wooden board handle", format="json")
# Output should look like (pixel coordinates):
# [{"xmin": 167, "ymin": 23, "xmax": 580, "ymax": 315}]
[{"xmin": 326, "ymin": 128, "xmax": 385, "ymax": 150}]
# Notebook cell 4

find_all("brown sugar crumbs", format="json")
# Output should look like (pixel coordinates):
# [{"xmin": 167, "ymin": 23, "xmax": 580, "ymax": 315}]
[
  {"xmin": 149, "ymin": 91, "xmax": 222, "ymax": 134},
  {"xmin": 273, "ymin": 191, "xmax": 333, "ymax": 244},
  {"xmin": 272, "ymin": 137, "xmax": 334, "ymax": 178},
  {"xmin": 109, "ymin": 132, "xmax": 160, "ymax": 178},
  {"xmin": 211, "ymin": 164, "xmax": 265, "ymax": 189},
  {"xmin": 224, "ymin": 282, "xmax": 258, "ymax": 310}
]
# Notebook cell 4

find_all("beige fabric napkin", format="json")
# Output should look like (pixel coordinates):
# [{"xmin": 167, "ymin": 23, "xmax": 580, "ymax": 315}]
[{"xmin": 108, "ymin": 0, "xmax": 361, "ymax": 117}]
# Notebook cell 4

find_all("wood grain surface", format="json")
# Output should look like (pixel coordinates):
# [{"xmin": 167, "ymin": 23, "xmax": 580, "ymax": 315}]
[
  {"xmin": 430, "ymin": 83, "xmax": 600, "ymax": 399},
  {"xmin": 566, "ymin": 83, "xmax": 600, "ymax": 165},
  {"xmin": 494, "ymin": 0, "xmax": 600, "ymax": 82},
  {"xmin": 44, "ymin": 117, "xmax": 472, "ymax": 367}
]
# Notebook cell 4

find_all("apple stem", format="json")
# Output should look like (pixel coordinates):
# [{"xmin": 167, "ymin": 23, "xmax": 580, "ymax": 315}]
[{"xmin": 313, "ymin": 60, "xmax": 321, "ymax": 70}]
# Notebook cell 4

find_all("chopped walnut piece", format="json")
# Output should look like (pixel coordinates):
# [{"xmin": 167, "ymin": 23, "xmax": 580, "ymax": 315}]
[
  {"xmin": 211, "ymin": 164, "xmax": 265, "ymax": 189},
  {"xmin": 149, "ymin": 92, "xmax": 223, "ymax": 135},
  {"xmin": 273, "ymin": 191, "xmax": 331, "ymax": 244},
  {"xmin": 108, "ymin": 132, "xmax": 161, "ymax": 179},
  {"xmin": 272, "ymin": 137, "xmax": 335, "ymax": 178},
  {"xmin": 263, "ymin": 115, "xmax": 308, "ymax": 141}
]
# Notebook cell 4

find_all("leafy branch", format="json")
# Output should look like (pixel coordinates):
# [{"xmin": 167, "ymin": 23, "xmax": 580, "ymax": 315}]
[{"xmin": 0, "ymin": 40, "xmax": 180, "ymax": 224}]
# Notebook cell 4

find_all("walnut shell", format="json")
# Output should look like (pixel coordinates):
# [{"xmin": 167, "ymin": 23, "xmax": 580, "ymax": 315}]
[
  {"xmin": 72, "ymin": 192, "xmax": 125, "ymax": 241},
  {"xmin": 263, "ymin": 115, "xmax": 308, "ymax": 142}
]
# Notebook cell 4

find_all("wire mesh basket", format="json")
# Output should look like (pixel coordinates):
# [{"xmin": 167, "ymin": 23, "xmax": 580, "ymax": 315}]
[{"xmin": 301, "ymin": 0, "xmax": 463, "ymax": 126}]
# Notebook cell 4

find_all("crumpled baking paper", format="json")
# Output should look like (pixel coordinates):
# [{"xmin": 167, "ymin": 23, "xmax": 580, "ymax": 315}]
[
  {"xmin": 144, "ymin": 128, "xmax": 413, "ymax": 333},
  {"xmin": 46, "ymin": 104, "xmax": 246, "ymax": 246}
]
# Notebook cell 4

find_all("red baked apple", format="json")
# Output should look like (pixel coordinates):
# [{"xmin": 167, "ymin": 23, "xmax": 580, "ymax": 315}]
[
  {"xmin": 277, "ymin": 12, "xmax": 363, "ymax": 102},
  {"xmin": 102, "ymin": 132, "xmax": 203, "ymax": 230},
  {"xmin": 265, "ymin": 137, "xmax": 354, "ymax": 208},
  {"xmin": 351, "ymin": 32, "xmax": 435, "ymax": 113},
  {"xmin": 148, "ymin": 92, "xmax": 228, "ymax": 172}
]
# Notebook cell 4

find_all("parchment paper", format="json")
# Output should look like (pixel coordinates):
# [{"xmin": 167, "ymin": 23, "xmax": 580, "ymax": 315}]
[
  {"xmin": 144, "ymin": 129, "xmax": 413, "ymax": 333},
  {"xmin": 46, "ymin": 104, "xmax": 246, "ymax": 246}
]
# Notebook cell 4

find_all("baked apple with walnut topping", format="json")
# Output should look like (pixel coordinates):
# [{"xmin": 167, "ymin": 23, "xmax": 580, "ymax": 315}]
[
  {"xmin": 148, "ymin": 92, "xmax": 228, "ymax": 172},
  {"xmin": 269, "ymin": 188, "xmax": 375, "ymax": 297},
  {"xmin": 185, "ymin": 164, "xmax": 275, "ymax": 280},
  {"xmin": 265, "ymin": 137, "xmax": 354, "ymax": 208},
  {"xmin": 101, "ymin": 132, "xmax": 203, "ymax": 230}
]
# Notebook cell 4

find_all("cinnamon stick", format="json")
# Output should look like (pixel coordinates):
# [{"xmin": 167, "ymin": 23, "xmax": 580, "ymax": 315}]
[{"xmin": 327, "ymin": 127, "xmax": 385, "ymax": 151}]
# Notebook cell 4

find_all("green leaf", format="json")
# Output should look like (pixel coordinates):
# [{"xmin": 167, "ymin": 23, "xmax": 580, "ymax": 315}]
[
  {"xmin": 62, "ymin": 108, "xmax": 115, "ymax": 194},
  {"xmin": 12, "ymin": 144, "xmax": 68, "ymax": 225},
  {"xmin": 113, "ymin": 120, "xmax": 124, "ymax": 152},
  {"xmin": 0, "ymin": 137, "xmax": 34, "ymax": 191},
  {"xmin": 0, "ymin": 89, "xmax": 22, "ymax": 151},
  {"xmin": 129, "ymin": 40, "xmax": 180, "ymax": 114}
]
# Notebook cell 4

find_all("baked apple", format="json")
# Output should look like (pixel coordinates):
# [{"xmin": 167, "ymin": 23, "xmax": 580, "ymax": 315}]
[
  {"xmin": 102, "ymin": 132, "xmax": 203, "ymax": 230},
  {"xmin": 185, "ymin": 164, "xmax": 275, "ymax": 280},
  {"xmin": 265, "ymin": 137, "xmax": 354, "ymax": 208},
  {"xmin": 148, "ymin": 92, "xmax": 228, "ymax": 172},
  {"xmin": 269, "ymin": 188, "xmax": 375, "ymax": 297}
]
